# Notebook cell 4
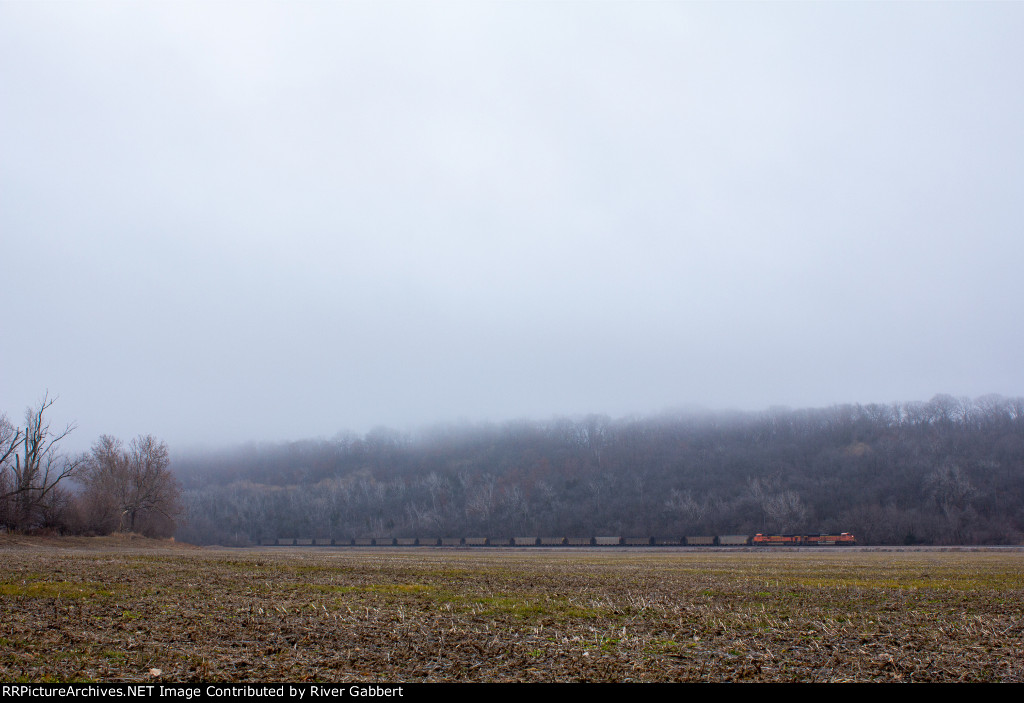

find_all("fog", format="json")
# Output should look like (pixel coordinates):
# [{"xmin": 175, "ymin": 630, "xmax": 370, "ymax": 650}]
[{"xmin": 3, "ymin": 2, "xmax": 1022, "ymax": 453}]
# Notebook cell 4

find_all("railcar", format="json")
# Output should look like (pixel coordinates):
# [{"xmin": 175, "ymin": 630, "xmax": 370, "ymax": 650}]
[
  {"xmin": 751, "ymin": 534, "xmax": 802, "ymax": 546},
  {"xmin": 802, "ymin": 533, "xmax": 857, "ymax": 546},
  {"xmin": 718, "ymin": 534, "xmax": 752, "ymax": 546}
]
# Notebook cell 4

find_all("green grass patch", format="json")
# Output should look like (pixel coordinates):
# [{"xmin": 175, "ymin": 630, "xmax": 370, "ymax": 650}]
[{"xmin": 0, "ymin": 581, "xmax": 115, "ymax": 599}]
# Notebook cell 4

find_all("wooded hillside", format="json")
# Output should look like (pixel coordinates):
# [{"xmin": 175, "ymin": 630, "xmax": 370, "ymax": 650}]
[{"xmin": 172, "ymin": 395, "xmax": 1024, "ymax": 546}]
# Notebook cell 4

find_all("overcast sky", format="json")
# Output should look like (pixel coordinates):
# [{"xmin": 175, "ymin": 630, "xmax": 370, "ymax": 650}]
[{"xmin": 3, "ymin": 1, "xmax": 1023, "ymax": 453}]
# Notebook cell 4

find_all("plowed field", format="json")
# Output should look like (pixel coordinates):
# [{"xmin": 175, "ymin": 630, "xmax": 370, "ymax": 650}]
[{"xmin": 1, "ymin": 537, "xmax": 1022, "ymax": 682}]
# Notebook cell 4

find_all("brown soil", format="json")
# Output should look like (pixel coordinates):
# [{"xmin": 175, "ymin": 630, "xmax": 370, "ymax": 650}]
[{"xmin": 1, "ymin": 538, "xmax": 1021, "ymax": 682}]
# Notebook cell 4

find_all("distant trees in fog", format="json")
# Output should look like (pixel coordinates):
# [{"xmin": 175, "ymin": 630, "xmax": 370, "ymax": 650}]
[
  {"xmin": 7, "ymin": 392, "xmax": 1020, "ymax": 545},
  {"xmin": 173, "ymin": 395, "xmax": 1024, "ymax": 546},
  {"xmin": 0, "ymin": 394, "xmax": 182, "ymax": 538}
]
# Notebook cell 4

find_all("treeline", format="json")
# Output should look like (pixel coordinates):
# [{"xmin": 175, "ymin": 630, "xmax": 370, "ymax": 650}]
[
  {"xmin": 175, "ymin": 394, "xmax": 1024, "ymax": 546},
  {"xmin": 0, "ymin": 394, "xmax": 182, "ymax": 538}
]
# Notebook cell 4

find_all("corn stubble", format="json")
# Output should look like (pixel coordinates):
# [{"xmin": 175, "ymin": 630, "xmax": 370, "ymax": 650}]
[{"xmin": 1, "ymin": 537, "xmax": 1021, "ymax": 682}]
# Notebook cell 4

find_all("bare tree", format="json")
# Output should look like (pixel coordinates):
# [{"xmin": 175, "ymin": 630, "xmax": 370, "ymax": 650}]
[
  {"xmin": 465, "ymin": 473, "xmax": 497, "ymax": 529},
  {"xmin": 79, "ymin": 435, "xmax": 128, "ymax": 533},
  {"xmin": 0, "ymin": 394, "xmax": 81, "ymax": 531},
  {"xmin": 747, "ymin": 476, "xmax": 807, "ymax": 534},
  {"xmin": 81, "ymin": 434, "xmax": 182, "ymax": 537},
  {"xmin": 0, "ymin": 414, "xmax": 19, "ymax": 527},
  {"xmin": 665, "ymin": 488, "xmax": 707, "ymax": 530},
  {"xmin": 764, "ymin": 490, "xmax": 808, "ymax": 534},
  {"xmin": 925, "ymin": 463, "xmax": 977, "ymax": 543},
  {"xmin": 125, "ymin": 435, "xmax": 181, "ymax": 534}
]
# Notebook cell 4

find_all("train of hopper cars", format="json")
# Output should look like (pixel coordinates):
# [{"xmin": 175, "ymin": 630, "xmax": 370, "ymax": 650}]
[{"xmin": 260, "ymin": 533, "xmax": 857, "ymax": 547}]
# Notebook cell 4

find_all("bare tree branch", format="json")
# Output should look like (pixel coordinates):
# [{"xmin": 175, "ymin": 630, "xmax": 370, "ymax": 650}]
[{"xmin": 0, "ymin": 393, "xmax": 81, "ymax": 531}]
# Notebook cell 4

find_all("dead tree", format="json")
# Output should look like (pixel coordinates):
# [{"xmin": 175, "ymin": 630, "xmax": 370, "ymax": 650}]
[{"xmin": 0, "ymin": 394, "xmax": 81, "ymax": 531}]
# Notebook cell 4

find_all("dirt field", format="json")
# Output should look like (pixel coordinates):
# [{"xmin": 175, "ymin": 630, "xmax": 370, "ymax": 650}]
[{"xmin": 1, "ymin": 536, "xmax": 1022, "ymax": 682}]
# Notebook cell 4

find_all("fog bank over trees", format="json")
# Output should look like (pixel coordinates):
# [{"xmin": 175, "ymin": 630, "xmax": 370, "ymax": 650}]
[
  {"xmin": 6, "ymin": 4, "xmax": 1023, "ymax": 455},
  {"xmin": 173, "ymin": 394, "xmax": 1024, "ymax": 546}
]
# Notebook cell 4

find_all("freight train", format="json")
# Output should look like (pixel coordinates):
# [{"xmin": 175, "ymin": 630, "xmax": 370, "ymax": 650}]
[{"xmin": 261, "ymin": 533, "xmax": 856, "ymax": 547}]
